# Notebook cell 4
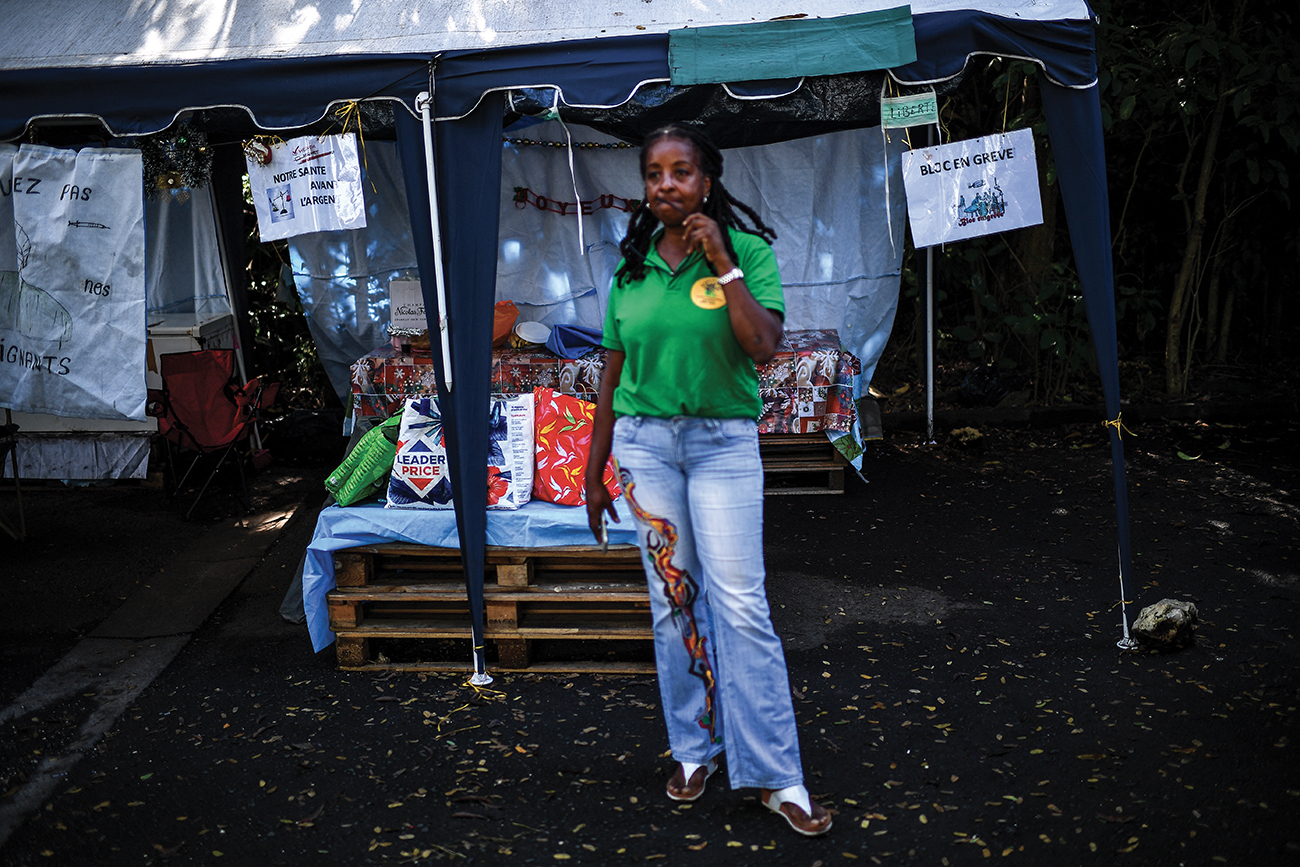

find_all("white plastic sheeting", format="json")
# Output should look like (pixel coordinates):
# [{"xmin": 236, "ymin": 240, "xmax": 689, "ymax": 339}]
[
  {"xmin": 287, "ymin": 126, "xmax": 907, "ymax": 404},
  {"xmin": 287, "ymin": 141, "xmax": 418, "ymax": 403},
  {"xmin": 500, "ymin": 121, "xmax": 907, "ymax": 386},
  {"xmin": 13, "ymin": 432, "xmax": 151, "ymax": 480},
  {"xmin": 3, "ymin": 144, "xmax": 147, "ymax": 422},
  {"xmin": 5, "ymin": 170, "xmax": 231, "ymax": 480},
  {"xmin": 144, "ymin": 185, "xmax": 232, "ymax": 319}
]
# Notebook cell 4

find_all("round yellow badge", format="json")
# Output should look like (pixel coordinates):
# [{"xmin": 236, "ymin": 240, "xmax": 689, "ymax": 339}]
[{"xmin": 690, "ymin": 277, "xmax": 727, "ymax": 310}]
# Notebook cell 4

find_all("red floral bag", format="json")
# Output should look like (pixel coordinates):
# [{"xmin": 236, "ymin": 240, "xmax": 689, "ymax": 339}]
[{"xmin": 532, "ymin": 387, "xmax": 620, "ymax": 505}]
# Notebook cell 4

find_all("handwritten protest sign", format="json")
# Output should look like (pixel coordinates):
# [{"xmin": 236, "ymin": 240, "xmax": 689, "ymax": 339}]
[
  {"xmin": 881, "ymin": 91, "xmax": 938, "ymax": 129},
  {"xmin": 246, "ymin": 134, "xmax": 366, "ymax": 242},
  {"xmin": 1, "ymin": 144, "xmax": 147, "ymax": 421},
  {"xmin": 901, "ymin": 128, "xmax": 1043, "ymax": 248}
]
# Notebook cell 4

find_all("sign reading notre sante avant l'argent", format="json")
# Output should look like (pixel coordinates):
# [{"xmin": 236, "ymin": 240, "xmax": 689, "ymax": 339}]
[
  {"xmin": 246, "ymin": 133, "xmax": 367, "ymax": 242},
  {"xmin": 1, "ymin": 143, "xmax": 147, "ymax": 421},
  {"xmin": 901, "ymin": 128, "xmax": 1044, "ymax": 249}
]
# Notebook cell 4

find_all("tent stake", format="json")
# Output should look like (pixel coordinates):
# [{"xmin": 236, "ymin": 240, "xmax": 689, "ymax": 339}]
[
  {"xmin": 1116, "ymin": 549, "xmax": 1138, "ymax": 650},
  {"xmin": 416, "ymin": 89, "xmax": 455, "ymax": 392}
]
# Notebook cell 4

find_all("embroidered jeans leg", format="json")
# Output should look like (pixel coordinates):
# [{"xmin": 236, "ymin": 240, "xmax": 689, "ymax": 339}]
[
  {"xmin": 614, "ymin": 416, "xmax": 723, "ymax": 766},
  {"xmin": 613, "ymin": 415, "xmax": 804, "ymax": 789}
]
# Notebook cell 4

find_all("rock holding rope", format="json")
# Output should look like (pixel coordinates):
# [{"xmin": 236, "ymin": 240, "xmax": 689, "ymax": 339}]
[{"xmin": 1132, "ymin": 598, "xmax": 1198, "ymax": 649}]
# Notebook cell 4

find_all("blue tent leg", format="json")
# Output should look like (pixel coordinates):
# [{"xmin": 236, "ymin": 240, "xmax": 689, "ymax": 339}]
[
  {"xmin": 397, "ymin": 90, "xmax": 506, "ymax": 681},
  {"xmin": 1039, "ymin": 78, "xmax": 1139, "ymax": 650}
]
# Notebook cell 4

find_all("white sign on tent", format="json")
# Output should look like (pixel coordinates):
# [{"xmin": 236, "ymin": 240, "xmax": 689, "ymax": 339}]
[
  {"xmin": 246, "ymin": 133, "xmax": 367, "ymax": 242},
  {"xmin": 0, "ymin": 143, "xmax": 147, "ymax": 421},
  {"xmin": 388, "ymin": 279, "xmax": 426, "ymax": 332},
  {"xmin": 901, "ymin": 128, "xmax": 1043, "ymax": 248}
]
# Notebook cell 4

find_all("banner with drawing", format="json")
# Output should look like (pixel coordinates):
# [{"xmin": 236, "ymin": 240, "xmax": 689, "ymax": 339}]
[
  {"xmin": 246, "ymin": 133, "xmax": 367, "ymax": 242},
  {"xmin": 0, "ymin": 144, "xmax": 147, "ymax": 421},
  {"xmin": 901, "ymin": 128, "xmax": 1043, "ymax": 248}
]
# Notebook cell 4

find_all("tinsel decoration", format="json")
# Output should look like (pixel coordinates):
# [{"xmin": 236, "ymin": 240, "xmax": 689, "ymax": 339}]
[
  {"xmin": 155, "ymin": 171, "xmax": 189, "ymax": 204},
  {"xmin": 504, "ymin": 136, "xmax": 634, "ymax": 150},
  {"xmin": 138, "ymin": 121, "xmax": 212, "ymax": 202},
  {"xmin": 333, "ymin": 102, "xmax": 376, "ymax": 194}
]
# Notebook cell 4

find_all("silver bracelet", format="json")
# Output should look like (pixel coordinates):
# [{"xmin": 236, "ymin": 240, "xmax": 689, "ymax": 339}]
[{"xmin": 716, "ymin": 267, "xmax": 744, "ymax": 285}]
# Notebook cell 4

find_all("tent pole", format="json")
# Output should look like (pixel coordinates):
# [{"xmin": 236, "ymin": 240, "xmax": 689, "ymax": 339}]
[
  {"xmin": 925, "ymin": 246, "xmax": 935, "ymax": 445},
  {"xmin": 416, "ymin": 89, "xmax": 455, "ymax": 393},
  {"xmin": 208, "ymin": 186, "xmax": 263, "ymax": 452},
  {"xmin": 925, "ymin": 127, "xmax": 937, "ymax": 445},
  {"xmin": 416, "ymin": 87, "xmax": 492, "ymax": 686}
]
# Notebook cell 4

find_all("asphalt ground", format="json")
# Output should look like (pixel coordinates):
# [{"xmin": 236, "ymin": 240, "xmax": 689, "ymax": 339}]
[{"xmin": 0, "ymin": 413, "xmax": 1296, "ymax": 866}]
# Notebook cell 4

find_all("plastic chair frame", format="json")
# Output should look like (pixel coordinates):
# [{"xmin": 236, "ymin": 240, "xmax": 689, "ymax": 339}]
[
  {"xmin": 149, "ymin": 353, "xmax": 272, "ymax": 520},
  {"xmin": 162, "ymin": 389, "xmax": 259, "ymax": 519},
  {"xmin": 0, "ymin": 408, "xmax": 25, "ymax": 541}
]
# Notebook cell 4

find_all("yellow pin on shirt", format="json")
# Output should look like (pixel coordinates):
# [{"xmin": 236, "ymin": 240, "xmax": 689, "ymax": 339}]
[{"xmin": 690, "ymin": 277, "xmax": 727, "ymax": 310}]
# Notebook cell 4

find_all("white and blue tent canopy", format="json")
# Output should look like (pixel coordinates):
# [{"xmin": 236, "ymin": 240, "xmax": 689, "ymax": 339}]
[{"xmin": 0, "ymin": 1, "xmax": 1134, "ymax": 669}]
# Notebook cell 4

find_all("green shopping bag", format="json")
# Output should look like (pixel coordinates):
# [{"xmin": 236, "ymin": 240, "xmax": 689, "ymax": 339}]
[{"xmin": 324, "ymin": 414, "xmax": 402, "ymax": 506}]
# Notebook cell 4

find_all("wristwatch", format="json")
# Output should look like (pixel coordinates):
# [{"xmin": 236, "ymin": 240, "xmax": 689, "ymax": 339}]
[{"xmin": 716, "ymin": 267, "xmax": 744, "ymax": 285}]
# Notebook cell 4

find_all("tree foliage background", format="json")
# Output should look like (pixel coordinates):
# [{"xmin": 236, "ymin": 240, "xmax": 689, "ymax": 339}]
[{"xmin": 880, "ymin": 0, "xmax": 1299, "ymax": 405}]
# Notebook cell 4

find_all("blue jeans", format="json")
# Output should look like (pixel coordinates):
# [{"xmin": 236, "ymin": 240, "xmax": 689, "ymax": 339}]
[{"xmin": 612, "ymin": 415, "xmax": 804, "ymax": 790}]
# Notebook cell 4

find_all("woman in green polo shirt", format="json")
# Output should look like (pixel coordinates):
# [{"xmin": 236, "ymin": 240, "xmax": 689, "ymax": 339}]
[{"xmin": 585, "ymin": 124, "xmax": 831, "ymax": 837}]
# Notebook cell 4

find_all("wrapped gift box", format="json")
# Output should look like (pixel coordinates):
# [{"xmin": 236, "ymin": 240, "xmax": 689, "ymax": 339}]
[
  {"xmin": 350, "ymin": 330, "xmax": 859, "ymax": 438},
  {"xmin": 350, "ymin": 346, "xmax": 606, "ymax": 432}
]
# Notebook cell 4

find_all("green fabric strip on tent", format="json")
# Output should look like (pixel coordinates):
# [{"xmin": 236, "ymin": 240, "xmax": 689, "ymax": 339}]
[{"xmin": 668, "ymin": 7, "xmax": 916, "ymax": 86}]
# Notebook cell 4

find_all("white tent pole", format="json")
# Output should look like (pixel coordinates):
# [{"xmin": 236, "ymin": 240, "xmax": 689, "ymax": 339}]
[
  {"xmin": 925, "ymin": 126, "xmax": 936, "ymax": 445},
  {"xmin": 416, "ymin": 89, "xmax": 455, "ymax": 392},
  {"xmin": 208, "ymin": 186, "xmax": 264, "ymax": 451},
  {"xmin": 418, "ymin": 85, "xmax": 491, "ymax": 687},
  {"xmin": 926, "ymin": 245, "xmax": 935, "ymax": 445}
]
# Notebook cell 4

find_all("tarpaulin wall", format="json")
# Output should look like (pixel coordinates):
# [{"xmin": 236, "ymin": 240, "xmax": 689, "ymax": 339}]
[
  {"xmin": 287, "ymin": 142, "xmax": 419, "ymax": 402},
  {"xmin": 395, "ymin": 96, "xmax": 504, "ymax": 677}
]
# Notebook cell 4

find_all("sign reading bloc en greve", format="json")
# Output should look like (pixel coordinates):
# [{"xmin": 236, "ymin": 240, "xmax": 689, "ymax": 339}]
[{"xmin": 901, "ymin": 128, "xmax": 1044, "ymax": 248}]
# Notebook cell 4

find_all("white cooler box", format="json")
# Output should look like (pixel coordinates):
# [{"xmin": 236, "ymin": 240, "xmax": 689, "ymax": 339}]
[{"xmin": 146, "ymin": 312, "xmax": 237, "ymax": 388}]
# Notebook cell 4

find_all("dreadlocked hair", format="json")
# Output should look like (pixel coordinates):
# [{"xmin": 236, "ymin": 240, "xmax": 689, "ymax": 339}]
[{"xmin": 615, "ymin": 124, "xmax": 777, "ymax": 287}]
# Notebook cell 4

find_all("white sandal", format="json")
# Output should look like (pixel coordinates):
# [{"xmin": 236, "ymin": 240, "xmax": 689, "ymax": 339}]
[
  {"xmin": 666, "ymin": 755, "xmax": 721, "ymax": 802},
  {"xmin": 762, "ymin": 785, "xmax": 833, "ymax": 836}
]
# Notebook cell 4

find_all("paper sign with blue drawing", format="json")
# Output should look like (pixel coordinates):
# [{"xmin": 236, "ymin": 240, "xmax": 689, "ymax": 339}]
[
  {"xmin": 245, "ymin": 134, "xmax": 367, "ymax": 242},
  {"xmin": 901, "ymin": 128, "xmax": 1043, "ymax": 249}
]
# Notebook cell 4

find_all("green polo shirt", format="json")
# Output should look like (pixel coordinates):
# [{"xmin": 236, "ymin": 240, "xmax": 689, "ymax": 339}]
[{"xmin": 602, "ymin": 228, "xmax": 784, "ymax": 419}]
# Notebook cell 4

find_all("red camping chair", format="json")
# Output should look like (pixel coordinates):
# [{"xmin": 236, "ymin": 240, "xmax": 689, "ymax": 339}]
[{"xmin": 147, "ymin": 349, "xmax": 279, "ymax": 519}]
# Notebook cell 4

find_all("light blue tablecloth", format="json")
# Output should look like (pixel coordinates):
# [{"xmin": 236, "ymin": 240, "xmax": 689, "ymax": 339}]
[{"xmin": 303, "ymin": 497, "xmax": 638, "ymax": 651}]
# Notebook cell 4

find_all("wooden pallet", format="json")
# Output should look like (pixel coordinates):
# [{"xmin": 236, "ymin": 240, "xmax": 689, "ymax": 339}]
[
  {"xmin": 328, "ymin": 543, "xmax": 654, "ymax": 673},
  {"xmin": 759, "ymin": 433, "xmax": 848, "ymax": 495}
]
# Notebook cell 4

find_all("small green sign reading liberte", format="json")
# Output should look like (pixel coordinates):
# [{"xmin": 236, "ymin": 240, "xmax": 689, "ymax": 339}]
[{"xmin": 881, "ymin": 92, "xmax": 939, "ymax": 128}]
